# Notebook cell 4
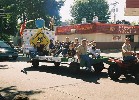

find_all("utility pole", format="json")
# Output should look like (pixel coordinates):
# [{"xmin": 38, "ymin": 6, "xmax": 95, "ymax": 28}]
[{"xmin": 110, "ymin": 1, "xmax": 119, "ymax": 24}]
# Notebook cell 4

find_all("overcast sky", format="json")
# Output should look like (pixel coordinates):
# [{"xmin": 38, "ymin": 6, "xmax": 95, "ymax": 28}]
[{"xmin": 60, "ymin": 0, "xmax": 139, "ymax": 22}]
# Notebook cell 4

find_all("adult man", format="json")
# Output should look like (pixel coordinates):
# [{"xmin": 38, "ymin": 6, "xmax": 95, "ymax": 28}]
[
  {"xmin": 77, "ymin": 39, "xmax": 93, "ymax": 70},
  {"xmin": 122, "ymin": 38, "xmax": 136, "ymax": 61}
]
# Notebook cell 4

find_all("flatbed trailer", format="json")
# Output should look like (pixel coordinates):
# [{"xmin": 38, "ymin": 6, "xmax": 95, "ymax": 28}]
[{"xmin": 27, "ymin": 55, "xmax": 110, "ymax": 73}]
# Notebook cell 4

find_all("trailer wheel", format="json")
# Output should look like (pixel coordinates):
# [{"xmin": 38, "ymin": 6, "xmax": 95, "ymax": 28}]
[
  {"xmin": 54, "ymin": 62, "xmax": 60, "ymax": 67},
  {"xmin": 108, "ymin": 64, "xmax": 121, "ymax": 80},
  {"xmin": 32, "ymin": 59, "xmax": 39, "ymax": 68},
  {"xmin": 93, "ymin": 62, "xmax": 104, "ymax": 73},
  {"xmin": 69, "ymin": 62, "xmax": 80, "ymax": 72},
  {"xmin": 135, "ymin": 74, "xmax": 139, "ymax": 84},
  {"xmin": 124, "ymin": 74, "xmax": 132, "ymax": 79}
]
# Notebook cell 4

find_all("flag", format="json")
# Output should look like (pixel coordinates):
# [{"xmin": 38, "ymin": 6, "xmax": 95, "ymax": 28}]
[{"xmin": 20, "ymin": 21, "xmax": 26, "ymax": 36}]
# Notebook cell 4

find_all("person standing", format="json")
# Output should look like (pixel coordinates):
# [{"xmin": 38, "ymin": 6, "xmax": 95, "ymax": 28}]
[{"xmin": 49, "ymin": 16, "xmax": 55, "ymax": 31}]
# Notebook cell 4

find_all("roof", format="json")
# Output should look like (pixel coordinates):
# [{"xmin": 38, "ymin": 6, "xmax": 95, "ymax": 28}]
[{"xmin": 56, "ymin": 23, "xmax": 139, "ymax": 35}]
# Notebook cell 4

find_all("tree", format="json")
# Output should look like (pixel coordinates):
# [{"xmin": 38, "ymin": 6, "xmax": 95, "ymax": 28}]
[
  {"xmin": 0, "ymin": 0, "xmax": 64, "ymax": 36},
  {"xmin": 70, "ymin": 0, "xmax": 110, "ymax": 23}
]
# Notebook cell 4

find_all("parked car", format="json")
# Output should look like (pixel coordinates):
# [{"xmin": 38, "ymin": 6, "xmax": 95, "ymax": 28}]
[
  {"xmin": 0, "ymin": 40, "xmax": 18, "ymax": 60},
  {"xmin": 14, "ymin": 46, "xmax": 23, "ymax": 53}
]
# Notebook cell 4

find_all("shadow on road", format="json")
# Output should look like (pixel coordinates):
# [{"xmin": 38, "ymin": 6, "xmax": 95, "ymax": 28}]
[
  {"xmin": 111, "ymin": 77, "xmax": 136, "ymax": 84},
  {"xmin": 0, "ymin": 86, "xmax": 43, "ymax": 100},
  {"xmin": 0, "ymin": 65, "xmax": 8, "ymax": 69},
  {"xmin": 23, "ymin": 65, "xmax": 108, "ymax": 84}
]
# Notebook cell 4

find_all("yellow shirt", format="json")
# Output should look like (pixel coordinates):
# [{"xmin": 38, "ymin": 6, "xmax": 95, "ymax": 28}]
[
  {"xmin": 122, "ymin": 43, "xmax": 132, "ymax": 57},
  {"xmin": 77, "ymin": 45, "xmax": 87, "ymax": 55}
]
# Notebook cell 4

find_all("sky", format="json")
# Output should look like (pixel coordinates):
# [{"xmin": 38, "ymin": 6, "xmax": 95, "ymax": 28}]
[{"xmin": 60, "ymin": 0, "xmax": 139, "ymax": 22}]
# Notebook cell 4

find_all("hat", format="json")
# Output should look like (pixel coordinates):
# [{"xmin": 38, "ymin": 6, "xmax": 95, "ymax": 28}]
[
  {"xmin": 92, "ymin": 40, "xmax": 96, "ymax": 43},
  {"xmin": 125, "ymin": 37, "xmax": 130, "ymax": 41},
  {"xmin": 82, "ymin": 39, "xmax": 86, "ymax": 41},
  {"xmin": 37, "ymin": 40, "xmax": 41, "ymax": 43}
]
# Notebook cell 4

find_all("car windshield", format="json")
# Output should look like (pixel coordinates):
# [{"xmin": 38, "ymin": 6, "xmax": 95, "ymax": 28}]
[{"xmin": 0, "ymin": 41, "xmax": 11, "ymax": 48}]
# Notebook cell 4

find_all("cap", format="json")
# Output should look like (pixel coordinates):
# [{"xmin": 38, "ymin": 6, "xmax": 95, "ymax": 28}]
[
  {"xmin": 82, "ymin": 39, "xmax": 87, "ymax": 42},
  {"xmin": 37, "ymin": 40, "xmax": 41, "ymax": 43},
  {"xmin": 125, "ymin": 37, "xmax": 130, "ymax": 41},
  {"xmin": 93, "ymin": 40, "xmax": 96, "ymax": 43}
]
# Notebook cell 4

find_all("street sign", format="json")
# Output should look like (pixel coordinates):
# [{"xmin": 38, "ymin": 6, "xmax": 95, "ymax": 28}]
[{"xmin": 30, "ymin": 29, "xmax": 50, "ymax": 47}]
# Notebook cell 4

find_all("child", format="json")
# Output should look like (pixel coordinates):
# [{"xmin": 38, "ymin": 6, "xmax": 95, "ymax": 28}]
[
  {"xmin": 89, "ymin": 46, "xmax": 101, "ymax": 58},
  {"xmin": 67, "ymin": 44, "xmax": 76, "ymax": 57}
]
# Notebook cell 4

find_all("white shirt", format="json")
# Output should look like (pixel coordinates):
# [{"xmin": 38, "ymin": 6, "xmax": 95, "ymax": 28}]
[{"xmin": 89, "ymin": 46, "xmax": 101, "ymax": 57}]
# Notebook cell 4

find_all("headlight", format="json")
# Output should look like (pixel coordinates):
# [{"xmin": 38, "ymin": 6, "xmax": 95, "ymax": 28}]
[{"xmin": 0, "ymin": 49, "xmax": 8, "ymax": 53}]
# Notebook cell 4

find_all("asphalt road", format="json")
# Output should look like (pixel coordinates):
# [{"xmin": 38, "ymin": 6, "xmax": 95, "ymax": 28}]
[{"xmin": 0, "ymin": 52, "xmax": 139, "ymax": 100}]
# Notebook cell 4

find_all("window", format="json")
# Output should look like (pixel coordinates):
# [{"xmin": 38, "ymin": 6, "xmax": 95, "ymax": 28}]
[
  {"xmin": 0, "ymin": 41, "xmax": 11, "ymax": 48},
  {"xmin": 126, "ymin": 35, "xmax": 134, "ymax": 42}
]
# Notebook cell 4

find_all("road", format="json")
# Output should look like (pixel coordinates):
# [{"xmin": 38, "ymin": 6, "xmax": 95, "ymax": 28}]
[{"xmin": 0, "ymin": 52, "xmax": 139, "ymax": 100}]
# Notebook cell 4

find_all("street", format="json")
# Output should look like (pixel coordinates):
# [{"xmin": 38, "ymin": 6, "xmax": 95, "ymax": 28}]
[{"xmin": 0, "ymin": 52, "xmax": 139, "ymax": 100}]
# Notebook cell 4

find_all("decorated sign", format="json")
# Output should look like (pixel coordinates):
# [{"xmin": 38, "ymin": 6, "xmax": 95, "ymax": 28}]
[
  {"xmin": 22, "ymin": 29, "xmax": 55, "ymax": 54},
  {"xmin": 30, "ymin": 29, "xmax": 50, "ymax": 47}
]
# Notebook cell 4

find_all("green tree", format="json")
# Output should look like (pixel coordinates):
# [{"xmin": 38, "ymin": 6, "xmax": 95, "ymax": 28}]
[
  {"xmin": 71, "ymin": 0, "xmax": 110, "ymax": 23},
  {"xmin": 0, "ymin": 0, "xmax": 64, "ymax": 36}
]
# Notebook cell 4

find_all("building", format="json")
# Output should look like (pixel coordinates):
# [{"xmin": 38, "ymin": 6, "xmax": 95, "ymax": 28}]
[
  {"xmin": 125, "ymin": 0, "xmax": 139, "ymax": 16},
  {"xmin": 55, "ymin": 23, "xmax": 139, "ymax": 49}
]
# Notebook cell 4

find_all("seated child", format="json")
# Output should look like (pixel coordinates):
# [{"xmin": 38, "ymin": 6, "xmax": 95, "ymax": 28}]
[
  {"xmin": 67, "ymin": 44, "xmax": 76, "ymax": 57},
  {"xmin": 89, "ymin": 46, "xmax": 101, "ymax": 58}
]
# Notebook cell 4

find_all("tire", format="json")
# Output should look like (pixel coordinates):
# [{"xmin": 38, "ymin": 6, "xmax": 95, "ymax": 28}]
[
  {"xmin": 108, "ymin": 64, "xmax": 121, "ymax": 80},
  {"xmin": 93, "ymin": 62, "xmax": 104, "ymax": 73},
  {"xmin": 135, "ymin": 74, "xmax": 139, "ymax": 84},
  {"xmin": 124, "ymin": 74, "xmax": 132, "ymax": 79},
  {"xmin": 54, "ymin": 62, "xmax": 60, "ymax": 67},
  {"xmin": 12, "ymin": 57, "xmax": 18, "ymax": 60},
  {"xmin": 32, "ymin": 59, "xmax": 39, "ymax": 68},
  {"xmin": 69, "ymin": 62, "xmax": 80, "ymax": 72}
]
